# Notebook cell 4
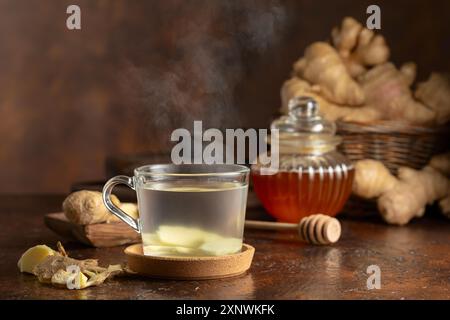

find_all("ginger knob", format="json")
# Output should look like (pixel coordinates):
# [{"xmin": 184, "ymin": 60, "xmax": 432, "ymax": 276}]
[
  {"xmin": 63, "ymin": 190, "xmax": 121, "ymax": 225},
  {"xmin": 353, "ymin": 159, "xmax": 450, "ymax": 225},
  {"xmin": 293, "ymin": 42, "xmax": 365, "ymax": 106},
  {"xmin": 298, "ymin": 214, "xmax": 341, "ymax": 245}
]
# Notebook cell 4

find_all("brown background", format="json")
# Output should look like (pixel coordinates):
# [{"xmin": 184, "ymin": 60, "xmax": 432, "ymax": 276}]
[{"xmin": 0, "ymin": 0, "xmax": 449, "ymax": 193}]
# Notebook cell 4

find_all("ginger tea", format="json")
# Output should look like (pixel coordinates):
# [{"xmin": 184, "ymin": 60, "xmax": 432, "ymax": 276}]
[{"xmin": 137, "ymin": 181, "xmax": 248, "ymax": 257}]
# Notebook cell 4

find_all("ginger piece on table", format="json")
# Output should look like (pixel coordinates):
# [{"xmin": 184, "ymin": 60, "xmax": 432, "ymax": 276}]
[
  {"xmin": 353, "ymin": 160, "xmax": 450, "ymax": 225},
  {"xmin": 429, "ymin": 152, "xmax": 450, "ymax": 177},
  {"xmin": 353, "ymin": 160, "xmax": 398, "ymax": 199},
  {"xmin": 18, "ymin": 242, "xmax": 123, "ymax": 289},
  {"xmin": 51, "ymin": 269, "xmax": 88, "ymax": 289},
  {"xmin": 415, "ymin": 73, "xmax": 450, "ymax": 125},
  {"xmin": 378, "ymin": 166, "xmax": 450, "ymax": 224},
  {"xmin": 358, "ymin": 63, "xmax": 436, "ymax": 125},
  {"xmin": 63, "ymin": 190, "xmax": 120, "ymax": 225},
  {"xmin": 331, "ymin": 17, "xmax": 390, "ymax": 77},
  {"xmin": 33, "ymin": 254, "xmax": 101, "ymax": 284},
  {"xmin": 40, "ymin": 256, "xmax": 122, "ymax": 289},
  {"xmin": 439, "ymin": 196, "xmax": 450, "ymax": 218},
  {"xmin": 84, "ymin": 264, "xmax": 123, "ymax": 288},
  {"xmin": 293, "ymin": 42, "xmax": 365, "ymax": 106}
]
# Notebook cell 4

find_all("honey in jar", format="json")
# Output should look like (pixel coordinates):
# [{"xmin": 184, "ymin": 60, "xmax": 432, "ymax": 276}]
[{"xmin": 251, "ymin": 97, "xmax": 354, "ymax": 223}]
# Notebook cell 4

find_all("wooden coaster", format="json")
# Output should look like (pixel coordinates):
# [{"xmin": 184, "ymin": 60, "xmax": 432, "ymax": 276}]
[{"xmin": 125, "ymin": 243, "xmax": 255, "ymax": 280}]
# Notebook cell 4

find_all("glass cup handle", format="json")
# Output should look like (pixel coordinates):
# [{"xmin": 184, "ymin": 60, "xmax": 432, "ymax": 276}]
[{"xmin": 102, "ymin": 175, "xmax": 140, "ymax": 233}]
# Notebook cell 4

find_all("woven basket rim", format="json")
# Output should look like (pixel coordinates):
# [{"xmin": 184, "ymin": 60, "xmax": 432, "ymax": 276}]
[{"xmin": 337, "ymin": 120, "xmax": 449, "ymax": 135}]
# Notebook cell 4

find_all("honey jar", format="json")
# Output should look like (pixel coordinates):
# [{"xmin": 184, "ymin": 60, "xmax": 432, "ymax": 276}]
[{"xmin": 251, "ymin": 96, "xmax": 354, "ymax": 223}]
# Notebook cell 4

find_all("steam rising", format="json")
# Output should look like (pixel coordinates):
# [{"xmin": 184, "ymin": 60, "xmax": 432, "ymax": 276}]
[{"xmin": 121, "ymin": 2, "xmax": 286, "ymax": 150}]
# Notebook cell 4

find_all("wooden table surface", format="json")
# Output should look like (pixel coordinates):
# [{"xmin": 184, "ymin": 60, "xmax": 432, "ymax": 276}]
[{"xmin": 0, "ymin": 194, "xmax": 449, "ymax": 300}]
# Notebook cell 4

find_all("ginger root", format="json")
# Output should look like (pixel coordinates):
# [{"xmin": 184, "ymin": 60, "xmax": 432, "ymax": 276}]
[
  {"xmin": 429, "ymin": 153, "xmax": 450, "ymax": 216},
  {"xmin": 415, "ymin": 73, "xmax": 450, "ymax": 125},
  {"xmin": 399, "ymin": 62, "xmax": 417, "ymax": 87},
  {"xmin": 280, "ymin": 77, "xmax": 380, "ymax": 123},
  {"xmin": 353, "ymin": 160, "xmax": 398, "ymax": 199},
  {"xmin": 279, "ymin": 16, "xmax": 450, "ymax": 126},
  {"xmin": 331, "ymin": 17, "xmax": 390, "ymax": 77},
  {"xmin": 353, "ymin": 160, "xmax": 450, "ymax": 225},
  {"xmin": 429, "ymin": 152, "xmax": 450, "ymax": 177},
  {"xmin": 293, "ymin": 42, "xmax": 365, "ymax": 106},
  {"xmin": 18, "ymin": 242, "xmax": 123, "ymax": 289},
  {"xmin": 439, "ymin": 197, "xmax": 450, "ymax": 218},
  {"xmin": 358, "ymin": 63, "xmax": 436, "ymax": 125},
  {"xmin": 62, "ymin": 190, "xmax": 140, "ymax": 225}
]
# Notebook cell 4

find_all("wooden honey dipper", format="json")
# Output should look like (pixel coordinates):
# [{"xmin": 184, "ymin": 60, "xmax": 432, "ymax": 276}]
[{"xmin": 245, "ymin": 214, "xmax": 341, "ymax": 245}]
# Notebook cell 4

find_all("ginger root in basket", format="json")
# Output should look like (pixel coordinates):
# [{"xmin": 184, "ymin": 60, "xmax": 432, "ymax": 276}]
[
  {"xmin": 399, "ymin": 62, "xmax": 417, "ymax": 87},
  {"xmin": 331, "ymin": 17, "xmax": 390, "ymax": 77},
  {"xmin": 353, "ymin": 160, "xmax": 450, "ymax": 225},
  {"xmin": 358, "ymin": 63, "xmax": 436, "ymax": 125},
  {"xmin": 280, "ymin": 16, "xmax": 450, "ymax": 126},
  {"xmin": 415, "ymin": 73, "xmax": 450, "ymax": 125},
  {"xmin": 18, "ymin": 242, "xmax": 123, "ymax": 289},
  {"xmin": 293, "ymin": 42, "xmax": 365, "ymax": 106},
  {"xmin": 280, "ymin": 77, "xmax": 381, "ymax": 123}
]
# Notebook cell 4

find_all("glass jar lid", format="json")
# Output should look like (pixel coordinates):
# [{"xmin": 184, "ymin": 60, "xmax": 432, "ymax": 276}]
[{"xmin": 270, "ymin": 96, "xmax": 341, "ymax": 153}]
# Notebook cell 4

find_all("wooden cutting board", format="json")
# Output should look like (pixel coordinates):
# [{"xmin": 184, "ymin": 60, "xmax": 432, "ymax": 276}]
[{"xmin": 44, "ymin": 212, "xmax": 140, "ymax": 247}]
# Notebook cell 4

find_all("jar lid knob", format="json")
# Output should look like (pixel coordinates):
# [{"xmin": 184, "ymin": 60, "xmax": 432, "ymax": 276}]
[
  {"xmin": 271, "ymin": 95, "xmax": 336, "ymax": 135},
  {"xmin": 288, "ymin": 96, "xmax": 318, "ymax": 119}
]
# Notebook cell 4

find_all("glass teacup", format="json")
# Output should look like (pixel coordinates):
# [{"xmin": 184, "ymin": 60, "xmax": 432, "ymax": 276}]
[{"xmin": 102, "ymin": 164, "xmax": 249, "ymax": 257}]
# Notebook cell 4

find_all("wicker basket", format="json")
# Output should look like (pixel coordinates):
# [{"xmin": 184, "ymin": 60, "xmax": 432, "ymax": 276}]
[{"xmin": 337, "ymin": 120, "xmax": 450, "ymax": 215}]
